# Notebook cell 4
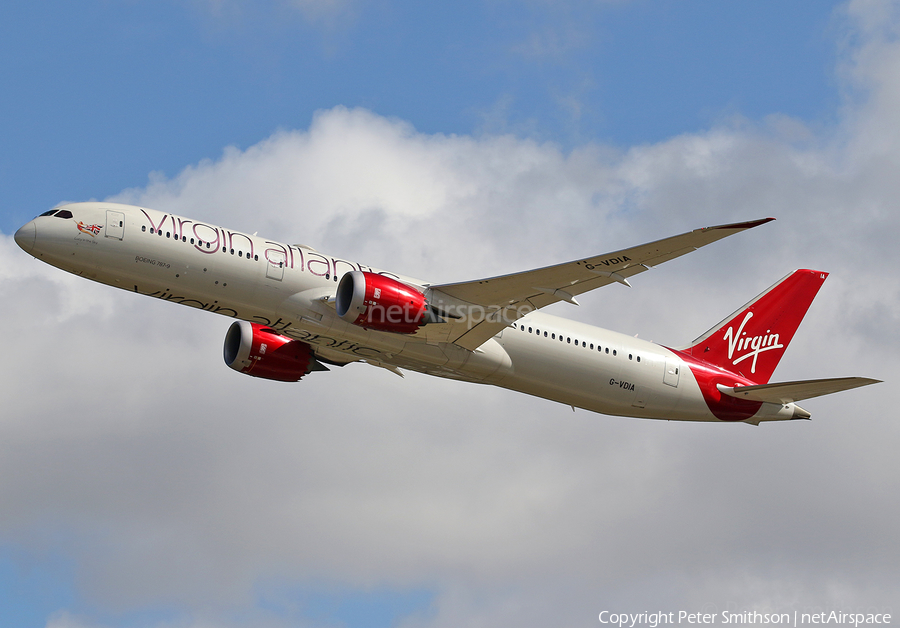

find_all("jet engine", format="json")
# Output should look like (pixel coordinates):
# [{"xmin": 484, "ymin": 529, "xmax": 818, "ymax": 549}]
[
  {"xmin": 224, "ymin": 321, "xmax": 325, "ymax": 381},
  {"xmin": 336, "ymin": 271, "xmax": 436, "ymax": 334}
]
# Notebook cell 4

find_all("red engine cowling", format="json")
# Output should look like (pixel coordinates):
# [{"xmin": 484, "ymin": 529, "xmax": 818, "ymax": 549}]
[
  {"xmin": 336, "ymin": 270, "xmax": 429, "ymax": 334},
  {"xmin": 224, "ymin": 321, "xmax": 319, "ymax": 382}
]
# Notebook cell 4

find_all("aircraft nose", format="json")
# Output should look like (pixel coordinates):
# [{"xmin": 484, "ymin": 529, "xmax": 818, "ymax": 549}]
[{"xmin": 15, "ymin": 220, "xmax": 36, "ymax": 253}]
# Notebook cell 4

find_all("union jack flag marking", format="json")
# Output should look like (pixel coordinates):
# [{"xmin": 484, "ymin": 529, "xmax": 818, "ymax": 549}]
[{"xmin": 76, "ymin": 222, "xmax": 102, "ymax": 237}]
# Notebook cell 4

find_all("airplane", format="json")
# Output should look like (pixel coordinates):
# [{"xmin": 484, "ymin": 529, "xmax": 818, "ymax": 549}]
[{"xmin": 14, "ymin": 202, "xmax": 879, "ymax": 425}]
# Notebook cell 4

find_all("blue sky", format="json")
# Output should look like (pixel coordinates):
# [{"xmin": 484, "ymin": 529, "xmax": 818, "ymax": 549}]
[
  {"xmin": 6, "ymin": 2, "xmax": 900, "ymax": 628},
  {"xmin": 1, "ymin": 1, "xmax": 842, "ymax": 235}
]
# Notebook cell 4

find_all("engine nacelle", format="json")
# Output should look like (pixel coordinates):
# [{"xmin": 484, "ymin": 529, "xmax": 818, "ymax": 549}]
[
  {"xmin": 336, "ymin": 270, "xmax": 430, "ymax": 334},
  {"xmin": 224, "ymin": 321, "xmax": 320, "ymax": 382}
]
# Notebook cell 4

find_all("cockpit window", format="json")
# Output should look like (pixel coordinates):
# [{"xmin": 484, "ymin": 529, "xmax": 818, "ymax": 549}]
[
  {"xmin": 40, "ymin": 210, "xmax": 58, "ymax": 217},
  {"xmin": 54, "ymin": 210, "xmax": 74, "ymax": 219}
]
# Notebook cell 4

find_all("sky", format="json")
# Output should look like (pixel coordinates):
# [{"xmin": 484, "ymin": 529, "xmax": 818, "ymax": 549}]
[{"xmin": 1, "ymin": 1, "xmax": 898, "ymax": 627}]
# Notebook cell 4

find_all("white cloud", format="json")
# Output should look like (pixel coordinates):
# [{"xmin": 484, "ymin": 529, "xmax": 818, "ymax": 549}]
[{"xmin": 4, "ymin": 1, "xmax": 900, "ymax": 626}]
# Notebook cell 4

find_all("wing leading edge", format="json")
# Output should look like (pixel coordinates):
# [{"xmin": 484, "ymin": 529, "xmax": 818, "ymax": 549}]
[{"xmin": 427, "ymin": 218, "xmax": 775, "ymax": 350}]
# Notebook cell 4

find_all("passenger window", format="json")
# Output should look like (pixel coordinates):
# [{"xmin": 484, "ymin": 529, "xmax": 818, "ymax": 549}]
[
  {"xmin": 182, "ymin": 236, "xmax": 186, "ymax": 242},
  {"xmin": 582, "ymin": 341, "xmax": 586, "ymax": 348},
  {"xmin": 567, "ymin": 338, "xmax": 571, "ymax": 344},
  {"xmin": 543, "ymin": 331, "xmax": 547, "ymax": 337},
  {"xmin": 191, "ymin": 238, "xmax": 195, "ymax": 244},
  {"xmin": 605, "ymin": 348, "xmax": 609, "ymax": 354},
  {"xmin": 613, "ymin": 350, "xmax": 617, "ymax": 356},
  {"xmin": 637, "ymin": 356, "xmax": 641, "ymax": 362},
  {"xmin": 142, "ymin": 226, "xmax": 146, "ymax": 232},
  {"xmin": 166, "ymin": 232, "xmax": 170, "ymax": 238},
  {"xmin": 628, "ymin": 354, "xmax": 632, "ymax": 360},
  {"xmin": 590, "ymin": 344, "xmax": 593, "ymax": 350},
  {"xmin": 150, "ymin": 228, "xmax": 155, "ymax": 234},
  {"xmin": 254, "ymin": 255, "xmax": 258, "ymax": 261}
]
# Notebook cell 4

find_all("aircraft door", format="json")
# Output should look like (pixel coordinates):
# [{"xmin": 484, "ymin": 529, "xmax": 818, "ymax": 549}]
[
  {"xmin": 664, "ymin": 361, "xmax": 680, "ymax": 387},
  {"xmin": 266, "ymin": 250, "xmax": 285, "ymax": 281},
  {"xmin": 632, "ymin": 386, "xmax": 647, "ymax": 408},
  {"xmin": 105, "ymin": 210, "xmax": 125, "ymax": 240}
]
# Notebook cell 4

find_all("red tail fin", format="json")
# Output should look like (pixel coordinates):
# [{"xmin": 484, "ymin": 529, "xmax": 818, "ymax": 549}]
[{"xmin": 681, "ymin": 270, "xmax": 828, "ymax": 384}]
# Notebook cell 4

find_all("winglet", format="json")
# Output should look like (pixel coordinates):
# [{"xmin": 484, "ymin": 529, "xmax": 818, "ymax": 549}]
[{"xmin": 704, "ymin": 217, "xmax": 775, "ymax": 231}]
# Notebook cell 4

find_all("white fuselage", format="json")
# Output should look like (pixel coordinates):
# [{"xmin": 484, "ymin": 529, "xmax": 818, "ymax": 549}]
[{"xmin": 15, "ymin": 202, "xmax": 801, "ymax": 423}]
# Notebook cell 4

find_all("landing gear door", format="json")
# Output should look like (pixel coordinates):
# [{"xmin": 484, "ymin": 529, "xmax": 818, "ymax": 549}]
[
  {"xmin": 266, "ymin": 250, "xmax": 285, "ymax": 281},
  {"xmin": 105, "ymin": 210, "xmax": 125, "ymax": 240},
  {"xmin": 664, "ymin": 361, "xmax": 680, "ymax": 387}
]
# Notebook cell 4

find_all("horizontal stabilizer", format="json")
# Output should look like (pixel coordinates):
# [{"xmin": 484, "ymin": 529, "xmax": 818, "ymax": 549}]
[{"xmin": 717, "ymin": 377, "xmax": 881, "ymax": 404}]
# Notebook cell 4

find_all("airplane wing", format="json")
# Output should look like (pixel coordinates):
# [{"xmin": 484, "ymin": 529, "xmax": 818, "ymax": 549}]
[
  {"xmin": 717, "ymin": 377, "xmax": 881, "ymax": 405},
  {"xmin": 426, "ymin": 218, "xmax": 774, "ymax": 350}
]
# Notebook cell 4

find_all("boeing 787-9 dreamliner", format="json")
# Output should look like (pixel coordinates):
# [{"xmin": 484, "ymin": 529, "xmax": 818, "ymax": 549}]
[{"xmin": 15, "ymin": 203, "xmax": 879, "ymax": 424}]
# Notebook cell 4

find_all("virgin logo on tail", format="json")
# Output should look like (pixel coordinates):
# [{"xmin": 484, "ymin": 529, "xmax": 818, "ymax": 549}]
[
  {"xmin": 682, "ymin": 269, "xmax": 827, "ymax": 385},
  {"xmin": 723, "ymin": 312, "xmax": 784, "ymax": 374}
]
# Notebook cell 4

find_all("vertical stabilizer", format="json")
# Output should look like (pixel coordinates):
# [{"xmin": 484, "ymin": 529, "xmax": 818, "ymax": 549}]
[{"xmin": 681, "ymin": 269, "xmax": 828, "ymax": 384}]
